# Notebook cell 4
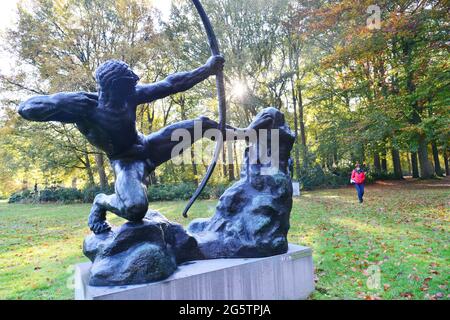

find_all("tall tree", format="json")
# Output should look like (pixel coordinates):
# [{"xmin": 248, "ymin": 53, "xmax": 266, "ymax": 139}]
[{"xmin": 2, "ymin": 0, "xmax": 161, "ymax": 189}]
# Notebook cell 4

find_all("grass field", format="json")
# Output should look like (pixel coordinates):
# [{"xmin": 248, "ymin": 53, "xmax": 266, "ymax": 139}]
[{"xmin": 0, "ymin": 178, "xmax": 449, "ymax": 300}]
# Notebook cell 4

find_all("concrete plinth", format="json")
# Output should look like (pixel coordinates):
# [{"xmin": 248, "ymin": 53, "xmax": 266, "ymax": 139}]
[{"xmin": 75, "ymin": 244, "xmax": 314, "ymax": 300}]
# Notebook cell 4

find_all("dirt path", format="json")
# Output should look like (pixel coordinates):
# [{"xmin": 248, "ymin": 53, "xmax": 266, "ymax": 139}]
[{"xmin": 371, "ymin": 176, "xmax": 450, "ymax": 191}]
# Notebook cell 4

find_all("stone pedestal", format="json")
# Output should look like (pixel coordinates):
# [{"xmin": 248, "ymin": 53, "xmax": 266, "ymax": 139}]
[{"xmin": 75, "ymin": 244, "xmax": 314, "ymax": 300}]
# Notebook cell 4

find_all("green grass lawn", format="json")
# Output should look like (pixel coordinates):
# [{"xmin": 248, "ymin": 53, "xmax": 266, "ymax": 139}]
[{"xmin": 0, "ymin": 178, "xmax": 449, "ymax": 300}]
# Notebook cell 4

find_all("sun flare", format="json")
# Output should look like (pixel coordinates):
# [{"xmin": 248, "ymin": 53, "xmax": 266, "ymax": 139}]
[{"xmin": 230, "ymin": 80, "xmax": 247, "ymax": 99}]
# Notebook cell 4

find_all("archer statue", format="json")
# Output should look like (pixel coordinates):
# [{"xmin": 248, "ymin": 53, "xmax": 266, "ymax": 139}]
[
  {"xmin": 19, "ymin": 56, "xmax": 270, "ymax": 234},
  {"xmin": 16, "ymin": 0, "xmax": 298, "ymax": 289}
]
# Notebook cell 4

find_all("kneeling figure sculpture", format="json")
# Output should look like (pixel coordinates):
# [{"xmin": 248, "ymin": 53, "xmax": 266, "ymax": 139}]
[{"xmin": 18, "ymin": 57, "xmax": 295, "ymax": 286}]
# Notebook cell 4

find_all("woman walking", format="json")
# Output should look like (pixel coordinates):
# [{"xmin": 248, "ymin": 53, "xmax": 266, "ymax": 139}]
[{"xmin": 351, "ymin": 163, "xmax": 366, "ymax": 203}]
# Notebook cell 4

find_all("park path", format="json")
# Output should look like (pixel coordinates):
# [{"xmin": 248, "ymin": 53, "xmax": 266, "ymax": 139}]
[{"xmin": 371, "ymin": 176, "xmax": 450, "ymax": 190}]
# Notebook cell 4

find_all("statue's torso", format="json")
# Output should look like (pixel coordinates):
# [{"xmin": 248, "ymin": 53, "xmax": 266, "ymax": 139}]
[{"xmin": 76, "ymin": 101, "xmax": 139, "ymax": 158}]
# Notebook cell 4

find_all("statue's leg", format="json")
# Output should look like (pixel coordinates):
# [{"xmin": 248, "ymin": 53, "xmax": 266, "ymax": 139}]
[
  {"xmin": 88, "ymin": 159, "xmax": 149, "ymax": 234},
  {"xmin": 88, "ymin": 194, "xmax": 114, "ymax": 234}
]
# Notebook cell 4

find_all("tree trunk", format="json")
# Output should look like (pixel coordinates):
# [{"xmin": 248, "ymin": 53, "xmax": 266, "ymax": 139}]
[
  {"xmin": 190, "ymin": 145, "xmax": 198, "ymax": 185},
  {"xmin": 417, "ymin": 136, "xmax": 434, "ymax": 179},
  {"xmin": 72, "ymin": 178, "xmax": 77, "ymax": 189},
  {"xmin": 222, "ymin": 144, "xmax": 228, "ymax": 179},
  {"xmin": 373, "ymin": 153, "xmax": 381, "ymax": 174},
  {"xmin": 227, "ymin": 163, "xmax": 235, "ymax": 181},
  {"xmin": 411, "ymin": 152, "xmax": 419, "ymax": 178},
  {"xmin": 95, "ymin": 152, "xmax": 108, "ymax": 188},
  {"xmin": 290, "ymin": 77, "xmax": 301, "ymax": 180},
  {"xmin": 333, "ymin": 149, "xmax": 339, "ymax": 168},
  {"xmin": 177, "ymin": 96, "xmax": 197, "ymax": 183},
  {"xmin": 431, "ymin": 142, "xmax": 443, "ymax": 176},
  {"xmin": 227, "ymin": 142, "xmax": 235, "ymax": 182},
  {"xmin": 402, "ymin": 39, "xmax": 433, "ymax": 179},
  {"xmin": 84, "ymin": 154, "xmax": 95, "ymax": 186},
  {"xmin": 406, "ymin": 153, "xmax": 411, "ymax": 175},
  {"xmin": 149, "ymin": 171, "xmax": 157, "ymax": 185},
  {"xmin": 391, "ymin": 148, "xmax": 403, "ymax": 179},
  {"xmin": 444, "ymin": 151, "xmax": 450, "ymax": 176},
  {"xmin": 298, "ymin": 85, "xmax": 308, "ymax": 169},
  {"xmin": 360, "ymin": 144, "xmax": 366, "ymax": 163},
  {"xmin": 381, "ymin": 149, "xmax": 387, "ymax": 172},
  {"xmin": 234, "ymin": 142, "xmax": 241, "ymax": 178}
]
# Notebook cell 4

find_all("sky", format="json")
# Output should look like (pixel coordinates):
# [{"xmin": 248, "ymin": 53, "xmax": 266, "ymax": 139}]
[
  {"xmin": 154, "ymin": 0, "xmax": 172, "ymax": 20},
  {"xmin": 0, "ymin": 0, "xmax": 22, "ymax": 74},
  {"xmin": 0, "ymin": 0, "xmax": 19, "ymax": 32}
]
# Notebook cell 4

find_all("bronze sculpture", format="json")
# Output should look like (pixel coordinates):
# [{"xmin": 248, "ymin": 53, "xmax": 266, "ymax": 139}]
[
  {"xmin": 19, "ymin": 56, "xmax": 225, "ymax": 234},
  {"xmin": 18, "ymin": 0, "xmax": 295, "ymax": 286}
]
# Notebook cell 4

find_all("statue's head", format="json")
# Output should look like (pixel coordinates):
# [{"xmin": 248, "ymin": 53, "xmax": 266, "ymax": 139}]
[
  {"xmin": 252, "ymin": 106, "xmax": 295, "ymax": 143},
  {"xmin": 95, "ymin": 60, "xmax": 139, "ymax": 96},
  {"xmin": 254, "ymin": 107, "xmax": 286, "ymax": 128}
]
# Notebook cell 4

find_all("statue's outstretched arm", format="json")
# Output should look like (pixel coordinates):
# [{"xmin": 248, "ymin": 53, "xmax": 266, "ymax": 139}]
[
  {"xmin": 134, "ymin": 55, "xmax": 224, "ymax": 105},
  {"xmin": 224, "ymin": 113, "xmax": 274, "ymax": 140},
  {"xmin": 18, "ymin": 92, "xmax": 98, "ymax": 123}
]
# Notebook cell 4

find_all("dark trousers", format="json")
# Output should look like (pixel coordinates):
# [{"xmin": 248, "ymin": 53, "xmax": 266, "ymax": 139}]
[{"xmin": 355, "ymin": 183, "xmax": 365, "ymax": 203}]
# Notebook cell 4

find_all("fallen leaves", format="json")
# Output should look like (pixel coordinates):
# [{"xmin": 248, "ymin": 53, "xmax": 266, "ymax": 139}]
[
  {"xmin": 420, "ymin": 276, "xmax": 433, "ymax": 292},
  {"xmin": 356, "ymin": 292, "xmax": 382, "ymax": 300},
  {"xmin": 425, "ymin": 292, "xmax": 444, "ymax": 300},
  {"xmin": 407, "ymin": 273, "xmax": 420, "ymax": 281},
  {"xmin": 364, "ymin": 295, "xmax": 382, "ymax": 300},
  {"xmin": 429, "ymin": 262, "xmax": 439, "ymax": 268},
  {"xmin": 430, "ymin": 269, "xmax": 439, "ymax": 275},
  {"xmin": 400, "ymin": 292, "xmax": 414, "ymax": 299}
]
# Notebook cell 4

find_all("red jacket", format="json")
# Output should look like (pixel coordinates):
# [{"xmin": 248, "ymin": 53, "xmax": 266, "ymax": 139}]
[{"xmin": 351, "ymin": 170, "xmax": 366, "ymax": 184}]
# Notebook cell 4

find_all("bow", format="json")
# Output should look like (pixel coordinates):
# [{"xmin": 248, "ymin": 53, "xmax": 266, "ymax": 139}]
[{"xmin": 182, "ymin": 0, "xmax": 226, "ymax": 218}]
